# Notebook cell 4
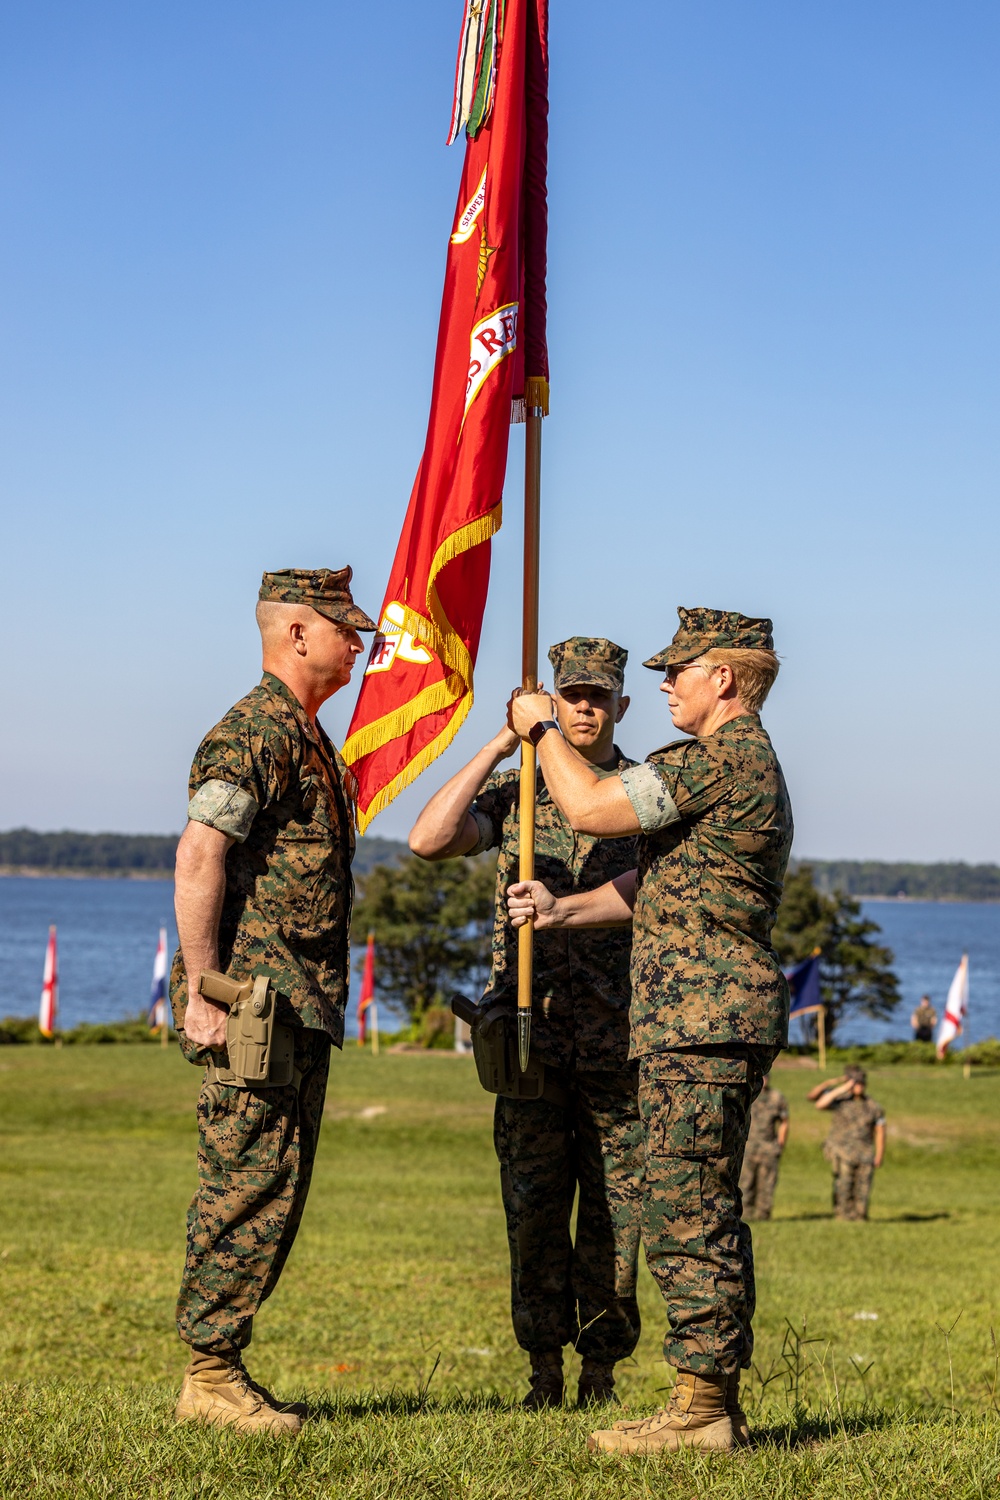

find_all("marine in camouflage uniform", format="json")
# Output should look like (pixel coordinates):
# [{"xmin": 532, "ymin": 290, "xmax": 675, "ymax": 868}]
[
  {"xmin": 409, "ymin": 638, "xmax": 643, "ymax": 1408},
  {"xmin": 507, "ymin": 607, "xmax": 793, "ymax": 1453},
  {"xmin": 739, "ymin": 1076, "xmax": 789, "ymax": 1221},
  {"xmin": 170, "ymin": 567, "xmax": 375, "ymax": 1432},
  {"xmin": 813, "ymin": 1066, "xmax": 886, "ymax": 1220},
  {"xmin": 911, "ymin": 996, "xmax": 937, "ymax": 1043}
]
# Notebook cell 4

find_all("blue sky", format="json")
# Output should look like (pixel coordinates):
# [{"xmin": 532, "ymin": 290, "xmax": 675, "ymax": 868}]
[{"xmin": 2, "ymin": 1, "xmax": 998, "ymax": 861}]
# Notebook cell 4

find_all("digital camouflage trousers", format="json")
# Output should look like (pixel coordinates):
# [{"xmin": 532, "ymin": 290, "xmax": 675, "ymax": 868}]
[
  {"xmin": 639, "ymin": 1046, "xmax": 777, "ymax": 1376},
  {"xmin": 176, "ymin": 1028, "xmax": 331, "ymax": 1353},
  {"xmin": 494, "ymin": 1066, "xmax": 644, "ymax": 1363},
  {"xmin": 740, "ymin": 1150, "xmax": 782, "ymax": 1221},
  {"xmin": 828, "ymin": 1152, "xmax": 875, "ymax": 1221}
]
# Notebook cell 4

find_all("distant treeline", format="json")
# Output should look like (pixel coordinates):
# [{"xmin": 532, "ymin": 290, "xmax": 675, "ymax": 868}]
[
  {"xmin": 4, "ymin": 830, "xmax": 996, "ymax": 899},
  {"xmin": 0, "ymin": 828, "xmax": 176, "ymax": 873},
  {"xmin": 0, "ymin": 827, "xmax": 407, "ymax": 879},
  {"xmin": 352, "ymin": 838, "xmax": 407, "ymax": 877},
  {"xmin": 801, "ymin": 860, "xmax": 1000, "ymax": 902}
]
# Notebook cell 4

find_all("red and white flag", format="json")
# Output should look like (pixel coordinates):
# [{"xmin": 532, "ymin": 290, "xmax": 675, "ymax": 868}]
[
  {"xmin": 357, "ymin": 932, "xmax": 376, "ymax": 1046},
  {"xmin": 936, "ymin": 952, "xmax": 968, "ymax": 1059},
  {"xmin": 39, "ymin": 924, "xmax": 58, "ymax": 1038},
  {"xmin": 342, "ymin": 0, "xmax": 549, "ymax": 831}
]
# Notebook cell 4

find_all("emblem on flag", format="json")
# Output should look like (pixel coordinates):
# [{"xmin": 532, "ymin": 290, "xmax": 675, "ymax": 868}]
[
  {"xmin": 451, "ymin": 167, "xmax": 489, "ymax": 244},
  {"xmin": 364, "ymin": 602, "xmax": 435, "ymax": 677}
]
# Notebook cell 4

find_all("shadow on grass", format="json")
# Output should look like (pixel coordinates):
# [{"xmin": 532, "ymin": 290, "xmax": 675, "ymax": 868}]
[
  {"xmin": 880, "ymin": 1212, "xmax": 951, "ymax": 1222},
  {"xmin": 750, "ymin": 1406, "xmax": 894, "ymax": 1450},
  {"xmin": 773, "ymin": 1212, "xmax": 951, "ymax": 1223},
  {"xmin": 306, "ymin": 1390, "xmax": 517, "ymax": 1421}
]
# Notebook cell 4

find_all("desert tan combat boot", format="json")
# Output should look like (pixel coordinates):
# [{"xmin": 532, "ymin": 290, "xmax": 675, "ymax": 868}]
[
  {"xmin": 726, "ymin": 1371, "xmax": 750, "ymax": 1446},
  {"xmin": 577, "ymin": 1358, "xmax": 616, "ymax": 1406},
  {"xmin": 523, "ymin": 1349, "xmax": 564, "ymax": 1409},
  {"xmin": 174, "ymin": 1349, "xmax": 303, "ymax": 1434},
  {"xmin": 587, "ymin": 1369, "xmax": 733, "ymax": 1454},
  {"xmin": 242, "ymin": 1368, "xmax": 309, "ymax": 1421}
]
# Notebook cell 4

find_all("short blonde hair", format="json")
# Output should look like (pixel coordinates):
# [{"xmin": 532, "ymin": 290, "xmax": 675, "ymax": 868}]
[{"xmin": 697, "ymin": 647, "xmax": 779, "ymax": 714}]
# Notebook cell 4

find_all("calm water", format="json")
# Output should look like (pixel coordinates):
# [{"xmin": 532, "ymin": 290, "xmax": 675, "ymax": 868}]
[{"xmin": 0, "ymin": 877, "xmax": 997, "ymax": 1046}]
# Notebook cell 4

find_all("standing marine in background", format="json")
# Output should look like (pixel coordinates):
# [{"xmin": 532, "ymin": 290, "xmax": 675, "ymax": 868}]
[
  {"xmin": 911, "ymin": 995, "xmax": 937, "ymax": 1043},
  {"xmin": 810, "ymin": 1065, "xmax": 886, "ymax": 1221},
  {"xmin": 170, "ymin": 567, "xmax": 376, "ymax": 1433},
  {"xmin": 739, "ymin": 1074, "xmax": 789, "ymax": 1222},
  {"xmin": 409, "ymin": 638, "xmax": 644, "ymax": 1409}
]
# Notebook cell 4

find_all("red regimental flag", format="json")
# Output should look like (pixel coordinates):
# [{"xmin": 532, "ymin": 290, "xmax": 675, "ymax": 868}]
[
  {"xmin": 343, "ymin": 0, "xmax": 548, "ymax": 832},
  {"xmin": 356, "ymin": 932, "xmax": 376, "ymax": 1046}
]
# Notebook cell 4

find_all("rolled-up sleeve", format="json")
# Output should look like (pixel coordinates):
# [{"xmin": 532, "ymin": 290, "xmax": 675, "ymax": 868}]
[
  {"xmin": 465, "ymin": 806, "xmax": 498, "ymax": 857},
  {"xmin": 186, "ymin": 700, "xmax": 294, "ymax": 843},
  {"xmin": 463, "ymin": 773, "xmax": 513, "ymax": 858},
  {"xmin": 620, "ymin": 762, "xmax": 682, "ymax": 834},
  {"xmin": 187, "ymin": 779, "xmax": 259, "ymax": 842}
]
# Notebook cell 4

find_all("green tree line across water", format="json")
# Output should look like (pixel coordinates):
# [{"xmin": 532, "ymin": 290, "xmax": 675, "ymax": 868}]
[
  {"xmin": 802, "ymin": 859, "xmax": 1000, "ymax": 901},
  {"xmin": 3, "ymin": 829, "xmax": 999, "ymax": 899},
  {"xmin": 0, "ymin": 828, "xmax": 404, "ymax": 879}
]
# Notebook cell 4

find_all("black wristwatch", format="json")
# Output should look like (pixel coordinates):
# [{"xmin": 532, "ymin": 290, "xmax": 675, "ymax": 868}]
[{"xmin": 528, "ymin": 719, "xmax": 560, "ymax": 747}]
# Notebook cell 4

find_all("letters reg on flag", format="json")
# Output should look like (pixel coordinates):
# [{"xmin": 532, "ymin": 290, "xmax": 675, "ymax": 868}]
[{"xmin": 342, "ymin": 0, "xmax": 549, "ymax": 831}]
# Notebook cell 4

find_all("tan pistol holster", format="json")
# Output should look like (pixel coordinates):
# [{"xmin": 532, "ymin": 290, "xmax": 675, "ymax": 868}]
[
  {"xmin": 198, "ymin": 971, "xmax": 298, "ymax": 1091},
  {"xmin": 450, "ymin": 993, "xmax": 567, "ymax": 1107}
]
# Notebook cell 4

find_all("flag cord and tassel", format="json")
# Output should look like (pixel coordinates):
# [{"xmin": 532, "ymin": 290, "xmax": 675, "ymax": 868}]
[{"xmin": 517, "ymin": 376, "xmax": 547, "ymax": 1071}]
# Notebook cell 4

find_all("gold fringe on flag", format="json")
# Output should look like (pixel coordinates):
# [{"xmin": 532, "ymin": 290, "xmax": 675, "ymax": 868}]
[
  {"xmin": 341, "ymin": 502, "xmax": 504, "ymax": 830},
  {"xmin": 510, "ymin": 375, "xmax": 550, "ymax": 424}
]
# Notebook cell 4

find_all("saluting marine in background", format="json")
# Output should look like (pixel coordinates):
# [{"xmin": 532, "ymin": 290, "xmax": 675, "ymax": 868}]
[
  {"xmin": 739, "ymin": 1074, "xmax": 789, "ymax": 1222},
  {"xmin": 410, "ymin": 638, "xmax": 643, "ymax": 1409},
  {"xmin": 507, "ymin": 608, "xmax": 792, "ymax": 1455},
  {"xmin": 810, "ymin": 1065, "xmax": 886, "ymax": 1221},
  {"xmin": 170, "ymin": 567, "xmax": 376, "ymax": 1433}
]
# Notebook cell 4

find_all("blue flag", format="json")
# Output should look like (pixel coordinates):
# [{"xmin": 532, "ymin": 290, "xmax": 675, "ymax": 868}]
[{"xmin": 785, "ymin": 953, "xmax": 822, "ymax": 1016}]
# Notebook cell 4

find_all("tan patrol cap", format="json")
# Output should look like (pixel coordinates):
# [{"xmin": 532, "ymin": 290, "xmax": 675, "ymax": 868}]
[
  {"xmin": 643, "ymin": 606, "xmax": 774, "ymax": 670},
  {"xmin": 258, "ymin": 567, "xmax": 377, "ymax": 631}
]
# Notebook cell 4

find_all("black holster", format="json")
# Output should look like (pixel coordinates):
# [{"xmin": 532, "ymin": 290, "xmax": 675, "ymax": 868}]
[{"xmin": 451, "ymin": 993, "xmax": 568, "ymax": 1107}]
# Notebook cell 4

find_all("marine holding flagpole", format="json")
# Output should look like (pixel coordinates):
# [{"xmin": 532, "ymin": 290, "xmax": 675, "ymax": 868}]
[
  {"xmin": 507, "ymin": 609, "xmax": 792, "ymax": 1454},
  {"xmin": 409, "ymin": 638, "xmax": 644, "ymax": 1409}
]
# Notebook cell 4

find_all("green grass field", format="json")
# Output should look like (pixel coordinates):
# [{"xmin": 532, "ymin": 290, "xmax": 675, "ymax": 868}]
[{"xmin": 1, "ymin": 1045, "xmax": 998, "ymax": 1497}]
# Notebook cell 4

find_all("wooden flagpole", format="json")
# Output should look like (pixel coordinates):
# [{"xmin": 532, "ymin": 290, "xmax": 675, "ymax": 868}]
[
  {"xmin": 817, "ymin": 1005, "xmax": 827, "ymax": 1073},
  {"xmin": 517, "ymin": 388, "xmax": 544, "ymax": 1071},
  {"xmin": 515, "ymin": 0, "xmax": 549, "ymax": 1072}
]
